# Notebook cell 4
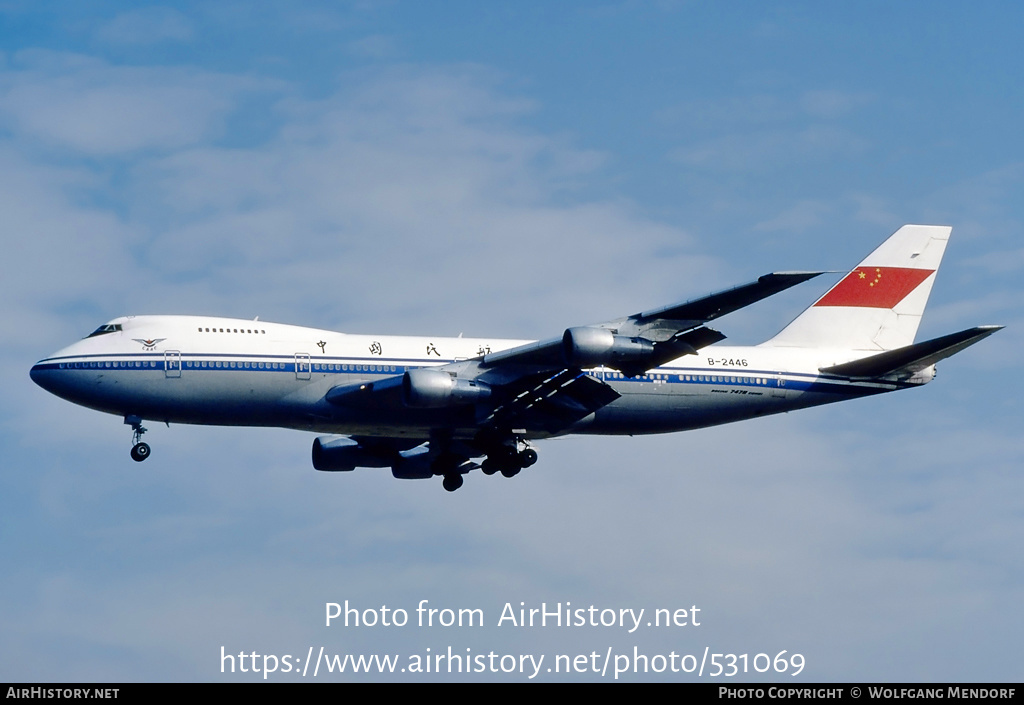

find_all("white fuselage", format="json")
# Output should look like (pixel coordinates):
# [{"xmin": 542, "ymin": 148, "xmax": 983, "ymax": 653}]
[{"xmin": 30, "ymin": 315, "xmax": 920, "ymax": 441}]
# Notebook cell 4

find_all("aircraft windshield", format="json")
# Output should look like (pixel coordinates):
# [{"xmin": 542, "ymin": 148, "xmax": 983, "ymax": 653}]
[{"xmin": 85, "ymin": 323, "xmax": 123, "ymax": 338}]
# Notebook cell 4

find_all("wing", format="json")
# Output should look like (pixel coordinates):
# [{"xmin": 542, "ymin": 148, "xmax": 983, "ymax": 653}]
[
  {"xmin": 324, "ymin": 271, "xmax": 823, "ymax": 440},
  {"xmin": 479, "ymin": 271, "xmax": 823, "ymax": 376}
]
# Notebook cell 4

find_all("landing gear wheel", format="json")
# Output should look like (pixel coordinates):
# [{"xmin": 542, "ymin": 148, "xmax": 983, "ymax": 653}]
[
  {"xmin": 442, "ymin": 473, "xmax": 464, "ymax": 492},
  {"xmin": 125, "ymin": 415, "xmax": 151, "ymax": 462},
  {"xmin": 130, "ymin": 442, "xmax": 151, "ymax": 462},
  {"xmin": 518, "ymin": 448, "xmax": 538, "ymax": 467},
  {"xmin": 481, "ymin": 458, "xmax": 499, "ymax": 476},
  {"xmin": 500, "ymin": 464, "xmax": 521, "ymax": 478}
]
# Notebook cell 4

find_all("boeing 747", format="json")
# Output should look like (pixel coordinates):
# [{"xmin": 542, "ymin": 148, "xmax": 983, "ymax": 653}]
[{"xmin": 31, "ymin": 225, "xmax": 1001, "ymax": 491}]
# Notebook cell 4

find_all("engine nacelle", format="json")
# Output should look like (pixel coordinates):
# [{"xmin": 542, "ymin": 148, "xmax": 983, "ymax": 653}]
[
  {"xmin": 402, "ymin": 368, "xmax": 491, "ymax": 408},
  {"xmin": 391, "ymin": 447, "xmax": 434, "ymax": 479},
  {"xmin": 561, "ymin": 327, "xmax": 655, "ymax": 369},
  {"xmin": 312, "ymin": 436, "xmax": 392, "ymax": 472}
]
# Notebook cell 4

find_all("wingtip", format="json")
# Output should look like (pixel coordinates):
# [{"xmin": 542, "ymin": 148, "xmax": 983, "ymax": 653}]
[
  {"xmin": 973, "ymin": 324, "xmax": 1005, "ymax": 337},
  {"xmin": 758, "ymin": 271, "xmax": 828, "ymax": 283},
  {"xmin": 963, "ymin": 324, "xmax": 1005, "ymax": 336}
]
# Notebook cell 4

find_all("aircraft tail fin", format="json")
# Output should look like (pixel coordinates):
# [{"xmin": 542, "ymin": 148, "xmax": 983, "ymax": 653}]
[{"xmin": 763, "ymin": 224, "xmax": 951, "ymax": 351}]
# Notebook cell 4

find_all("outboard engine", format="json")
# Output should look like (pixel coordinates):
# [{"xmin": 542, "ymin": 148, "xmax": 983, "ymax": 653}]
[
  {"xmin": 561, "ymin": 327, "xmax": 655, "ymax": 370},
  {"xmin": 312, "ymin": 436, "xmax": 392, "ymax": 472},
  {"xmin": 390, "ymin": 447, "xmax": 435, "ymax": 479}
]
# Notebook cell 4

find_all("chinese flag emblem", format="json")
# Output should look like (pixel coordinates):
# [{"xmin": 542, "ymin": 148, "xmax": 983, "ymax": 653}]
[{"xmin": 815, "ymin": 267, "xmax": 934, "ymax": 308}]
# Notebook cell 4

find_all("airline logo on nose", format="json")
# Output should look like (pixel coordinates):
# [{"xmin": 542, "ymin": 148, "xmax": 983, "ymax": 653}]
[
  {"xmin": 133, "ymin": 338, "xmax": 166, "ymax": 350},
  {"xmin": 814, "ymin": 267, "xmax": 934, "ymax": 309}
]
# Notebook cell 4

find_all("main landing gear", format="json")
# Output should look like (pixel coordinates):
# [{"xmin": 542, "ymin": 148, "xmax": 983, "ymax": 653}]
[
  {"xmin": 441, "ymin": 473, "xmax": 464, "ymax": 492},
  {"xmin": 479, "ymin": 445, "xmax": 538, "ymax": 479},
  {"xmin": 433, "ymin": 442, "xmax": 539, "ymax": 492},
  {"xmin": 125, "ymin": 415, "xmax": 151, "ymax": 462},
  {"xmin": 430, "ymin": 453, "xmax": 469, "ymax": 493}
]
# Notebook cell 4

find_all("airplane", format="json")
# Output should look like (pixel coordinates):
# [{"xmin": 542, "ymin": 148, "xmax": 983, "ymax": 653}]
[{"xmin": 30, "ymin": 224, "xmax": 1001, "ymax": 492}]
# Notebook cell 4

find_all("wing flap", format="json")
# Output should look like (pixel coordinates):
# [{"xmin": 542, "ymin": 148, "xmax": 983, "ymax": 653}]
[{"xmin": 480, "ymin": 369, "xmax": 620, "ymax": 433}]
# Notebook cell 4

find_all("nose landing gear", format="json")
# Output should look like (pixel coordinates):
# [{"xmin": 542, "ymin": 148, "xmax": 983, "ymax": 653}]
[
  {"xmin": 125, "ymin": 415, "xmax": 151, "ymax": 462},
  {"xmin": 130, "ymin": 441, "xmax": 151, "ymax": 462}
]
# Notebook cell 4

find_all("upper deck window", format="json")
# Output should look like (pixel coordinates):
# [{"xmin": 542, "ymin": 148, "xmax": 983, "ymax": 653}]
[
  {"xmin": 86, "ymin": 324, "xmax": 123, "ymax": 338},
  {"xmin": 198, "ymin": 325, "xmax": 266, "ymax": 334}
]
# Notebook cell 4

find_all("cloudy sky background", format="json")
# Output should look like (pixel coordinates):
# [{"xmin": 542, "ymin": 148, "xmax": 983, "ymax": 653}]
[{"xmin": 2, "ymin": 1, "xmax": 1022, "ymax": 681}]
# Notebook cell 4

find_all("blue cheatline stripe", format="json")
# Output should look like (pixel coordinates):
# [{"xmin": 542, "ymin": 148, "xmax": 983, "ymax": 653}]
[
  {"xmin": 37, "ymin": 351, "xmax": 441, "ymax": 364},
  {"xmin": 33, "ymin": 355, "xmax": 905, "ymax": 396}
]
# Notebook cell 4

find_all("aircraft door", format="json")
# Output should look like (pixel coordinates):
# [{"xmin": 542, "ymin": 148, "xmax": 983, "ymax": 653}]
[
  {"xmin": 295, "ymin": 353, "xmax": 311, "ymax": 380},
  {"xmin": 770, "ymin": 377, "xmax": 788, "ymax": 398},
  {"xmin": 164, "ymin": 351, "xmax": 182, "ymax": 378}
]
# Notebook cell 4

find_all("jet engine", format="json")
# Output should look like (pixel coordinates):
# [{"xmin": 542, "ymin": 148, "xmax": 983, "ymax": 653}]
[
  {"xmin": 561, "ymin": 327, "xmax": 655, "ymax": 369},
  {"xmin": 313, "ymin": 437, "xmax": 437, "ymax": 479},
  {"xmin": 402, "ymin": 368, "xmax": 491, "ymax": 408},
  {"xmin": 390, "ymin": 447, "xmax": 435, "ymax": 479},
  {"xmin": 312, "ymin": 436, "xmax": 392, "ymax": 472}
]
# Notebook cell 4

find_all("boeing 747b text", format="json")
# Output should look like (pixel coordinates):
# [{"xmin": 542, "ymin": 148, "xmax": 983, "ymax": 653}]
[{"xmin": 31, "ymin": 225, "xmax": 1001, "ymax": 491}]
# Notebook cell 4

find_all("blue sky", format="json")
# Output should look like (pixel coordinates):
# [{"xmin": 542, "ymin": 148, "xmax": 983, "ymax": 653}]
[{"xmin": 2, "ymin": 1, "xmax": 1022, "ymax": 681}]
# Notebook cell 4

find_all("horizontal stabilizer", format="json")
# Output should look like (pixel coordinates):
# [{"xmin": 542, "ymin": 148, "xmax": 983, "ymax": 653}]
[{"xmin": 820, "ymin": 325, "xmax": 1003, "ymax": 379}]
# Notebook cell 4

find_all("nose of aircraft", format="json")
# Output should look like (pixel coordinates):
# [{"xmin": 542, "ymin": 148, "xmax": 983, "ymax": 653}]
[
  {"xmin": 30, "ymin": 339, "xmax": 90, "ymax": 400},
  {"xmin": 30, "ymin": 355, "xmax": 63, "ymax": 396}
]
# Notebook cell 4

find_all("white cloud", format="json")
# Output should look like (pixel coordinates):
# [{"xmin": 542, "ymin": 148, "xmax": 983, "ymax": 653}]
[
  {"xmin": 671, "ymin": 125, "xmax": 869, "ymax": 172},
  {"xmin": 753, "ymin": 199, "xmax": 832, "ymax": 232},
  {"xmin": 799, "ymin": 89, "xmax": 874, "ymax": 119},
  {"xmin": 0, "ymin": 145, "xmax": 138, "ymax": 327},
  {"xmin": 94, "ymin": 7, "xmax": 195, "ymax": 45},
  {"xmin": 105, "ymin": 66, "xmax": 717, "ymax": 334},
  {"xmin": 659, "ymin": 89, "xmax": 875, "ymax": 176},
  {"xmin": 0, "ymin": 51, "xmax": 269, "ymax": 155},
  {"xmin": 657, "ymin": 90, "xmax": 874, "ymax": 129},
  {"xmin": 348, "ymin": 34, "xmax": 400, "ymax": 60}
]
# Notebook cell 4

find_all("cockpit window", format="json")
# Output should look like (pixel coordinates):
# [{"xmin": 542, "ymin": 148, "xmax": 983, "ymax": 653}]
[{"xmin": 86, "ymin": 324, "xmax": 123, "ymax": 338}]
